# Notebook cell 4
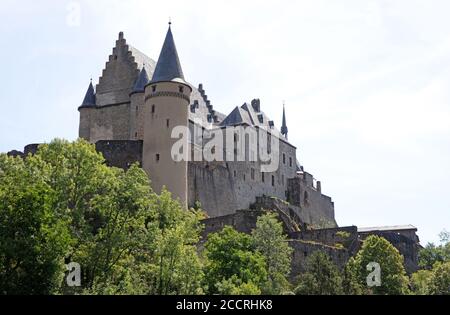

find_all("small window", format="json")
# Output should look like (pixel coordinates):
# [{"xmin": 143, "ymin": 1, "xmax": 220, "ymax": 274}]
[
  {"xmin": 152, "ymin": 85, "xmax": 157, "ymax": 92},
  {"xmin": 234, "ymin": 170, "xmax": 237, "ymax": 177},
  {"xmin": 283, "ymin": 153, "xmax": 286, "ymax": 164},
  {"xmin": 179, "ymin": 86, "xmax": 184, "ymax": 93},
  {"xmin": 114, "ymin": 55, "xmax": 118, "ymax": 60},
  {"xmin": 282, "ymin": 174, "xmax": 285, "ymax": 185},
  {"xmin": 304, "ymin": 251, "xmax": 308, "ymax": 258},
  {"xmin": 272, "ymin": 175, "xmax": 275, "ymax": 186},
  {"xmin": 166, "ymin": 119, "xmax": 170, "ymax": 128},
  {"xmin": 135, "ymin": 132, "xmax": 138, "ymax": 138},
  {"xmin": 156, "ymin": 154, "xmax": 160, "ymax": 162},
  {"xmin": 262, "ymin": 172, "xmax": 265, "ymax": 183},
  {"xmin": 251, "ymin": 168, "xmax": 255, "ymax": 180},
  {"xmin": 243, "ymin": 174, "xmax": 246, "ymax": 181},
  {"xmin": 289, "ymin": 157, "xmax": 293, "ymax": 167},
  {"xmin": 152, "ymin": 105, "xmax": 155, "ymax": 113}
]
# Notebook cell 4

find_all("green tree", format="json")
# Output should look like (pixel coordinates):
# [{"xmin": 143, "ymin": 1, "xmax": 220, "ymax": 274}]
[
  {"xmin": 294, "ymin": 251, "xmax": 343, "ymax": 295},
  {"xmin": 428, "ymin": 262, "xmax": 450, "ymax": 295},
  {"xmin": 410, "ymin": 269, "xmax": 433, "ymax": 295},
  {"xmin": 215, "ymin": 275, "xmax": 261, "ymax": 295},
  {"xmin": 418, "ymin": 231, "xmax": 450, "ymax": 270},
  {"xmin": 143, "ymin": 190, "xmax": 205, "ymax": 295},
  {"xmin": 351, "ymin": 235, "xmax": 409, "ymax": 295},
  {"xmin": 0, "ymin": 153, "xmax": 72, "ymax": 294},
  {"xmin": 251, "ymin": 213, "xmax": 293, "ymax": 294},
  {"xmin": 203, "ymin": 226, "xmax": 267, "ymax": 294},
  {"xmin": 1, "ymin": 139, "xmax": 206, "ymax": 295},
  {"xmin": 342, "ymin": 257, "xmax": 364, "ymax": 295}
]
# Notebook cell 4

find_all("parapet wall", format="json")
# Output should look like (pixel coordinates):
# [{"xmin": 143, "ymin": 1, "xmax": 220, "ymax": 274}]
[
  {"xmin": 95, "ymin": 140, "xmax": 143, "ymax": 169},
  {"xmin": 288, "ymin": 175, "xmax": 336, "ymax": 228}
]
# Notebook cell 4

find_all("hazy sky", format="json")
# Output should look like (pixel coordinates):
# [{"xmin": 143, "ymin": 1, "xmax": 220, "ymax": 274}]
[{"xmin": 1, "ymin": 0, "xmax": 449, "ymax": 244}]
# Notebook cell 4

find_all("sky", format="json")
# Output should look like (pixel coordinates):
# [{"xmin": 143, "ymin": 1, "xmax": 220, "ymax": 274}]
[{"xmin": 0, "ymin": 0, "xmax": 449, "ymax": 244}]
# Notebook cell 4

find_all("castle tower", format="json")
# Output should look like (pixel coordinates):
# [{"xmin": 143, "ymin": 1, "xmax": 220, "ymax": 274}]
[
  {"xmin": 78, "ymin": 80, "xmax": 96, "ymax": 140},
  {"xmin": 142, "ymin": 23, "xmax": 192, "ymax": 204},
  {"xmin": 281, "ymin": 102, "xmax": 288, "ymax": 140},
  {"xmin": 129, "ymin": 66, "xmax": 150, "ymax": 139}
]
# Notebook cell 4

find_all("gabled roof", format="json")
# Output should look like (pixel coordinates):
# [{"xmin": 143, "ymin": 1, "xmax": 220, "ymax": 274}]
[
  {"xmin": 151, "ymin": 25, "xmax": 185, "ymax": 83},
  {"xmin": 220, "ymin": 106, "xmax": 253, "ymax": 126},
  {"xmin": 80, "ymin": 81, "xmax": 96, "ymax": 107}
]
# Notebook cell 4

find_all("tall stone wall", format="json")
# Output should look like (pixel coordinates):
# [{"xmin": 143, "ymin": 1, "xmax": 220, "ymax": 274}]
[
  {"xmin": 288, "ymin": 175, "xmax": 336, "ymax": 228},
  {"xmin": 289, "ymin": 240, "xmax": 350, "ymax": 278},
  {"xmin": 188, "ymin": 132, "xmax": 299, "ymax": 218},
  {"xmin": 95, "ymin": 140, "xmax": 143, "ymax": 169}
]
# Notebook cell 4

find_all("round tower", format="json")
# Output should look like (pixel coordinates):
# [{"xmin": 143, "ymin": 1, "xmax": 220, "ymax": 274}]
[
  {"xmin": 129, "ymin": 66, "xmax": 150, "ymax": 140},
  {"xmin": 78, "ymin": 80, "xmax": 96, "ymax": 141},
  {"xmin": 142, "ymin": 24, "xmax": 192, "ymax": 205}
]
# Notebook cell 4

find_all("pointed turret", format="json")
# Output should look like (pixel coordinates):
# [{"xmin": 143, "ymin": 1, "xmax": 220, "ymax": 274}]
[
  {"xmin": 151, "ymin": 23, "xmax": 185, "ymax": 83},
  {"xmin": 132, "ymin": 66, "xmax": 150, "ymax": 93},
  {"xmin": 281, "ymin": 103, "xmax": 288, "ymax": 140},
  {"xmin": 80, "ymin": 80, "xmax": 96, "ymax": 107}
]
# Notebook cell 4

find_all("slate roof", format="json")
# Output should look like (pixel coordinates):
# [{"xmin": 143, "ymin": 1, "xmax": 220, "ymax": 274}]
[
  {"xmin": 129, "ymin": 45, "xmax": 156, "ymax": 74},
  {"xmin": 151, "ymin": 25, "xmax": 185, "ymax": 83},
  {"xmin": 132, "ymin": 67, "xmax": 150, "ymax": 93},
  {"xmin": 80, "ymin": 81, "xmax": 96, "ymax": 107},
  {"xmin": 219, "ymin": 106, "xmax": 253, "ymax": 126},
  {"xmin": 281, "ymin": 105, "xmax": 288, "ymax": 138}
]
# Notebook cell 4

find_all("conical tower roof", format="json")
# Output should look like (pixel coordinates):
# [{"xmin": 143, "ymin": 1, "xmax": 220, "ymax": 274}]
[
  {"xmin": 281, "ymin": 103, "xmax": 288, "ymax": 139},
  {"xmin": 151, "ymin": 24, "xmax": 185, "ymax": 83},
  {"xmin": 132, "ymin": 67, "xmax": 150, "ymax": 93},
  {"xmin": 80, "ymin": 80, "xmax": 96, "ymax": 107}
]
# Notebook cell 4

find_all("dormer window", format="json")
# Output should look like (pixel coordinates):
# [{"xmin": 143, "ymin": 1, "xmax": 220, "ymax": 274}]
[
  {"xmin": 179, "ymin": 86, "xmax": 184, "ymax": 93},
  {"xmin": 258, "ymin": 114, "xmax": 264, "ymax": 124},
  {"xmin": 152, "ymin": 85, "xmax": 157, "ymax": 92}
]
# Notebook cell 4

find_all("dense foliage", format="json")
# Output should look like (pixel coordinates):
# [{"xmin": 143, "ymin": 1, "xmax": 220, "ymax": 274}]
[
  {"xmin": 410, "ymin": 231, "xmax": 450, "ymax": 295},
  {"xmin": 0, "ymin": 139, "xmax": 448, "ymax": 295},
  {"xmin": 0, "ymin": 139, "xmax": 204, "ymax": 295},
  {"xmin": 294, "ymin": 251, "xmax": 343, "ymax": 295}
]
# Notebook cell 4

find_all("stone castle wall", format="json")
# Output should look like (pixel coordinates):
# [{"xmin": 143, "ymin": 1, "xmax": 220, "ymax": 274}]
[{"xmin": 95, "ymin": 140, "xmax": 143, "ymax": 169}]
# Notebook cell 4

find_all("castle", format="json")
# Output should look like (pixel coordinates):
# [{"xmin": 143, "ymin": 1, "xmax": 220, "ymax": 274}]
[
  {"xmin": 7, "ymin": 24, "xmax": 421, "ymax": 275},
  {"xmin": 77, "ymin": 24, "xmax": 336, "ymax": 226}
]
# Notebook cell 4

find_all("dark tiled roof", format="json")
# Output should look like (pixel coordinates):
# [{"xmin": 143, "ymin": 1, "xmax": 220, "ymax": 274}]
[
  {"xmin": 132, "ymin": 67, "xmax": 150, "ymax": 93},
  {"xmin": 80, "ymin": 81, "xmax": 96, "ymax": 107},
  {"xmin": 151, "ymin": 25, "xmax": 185, "ymax": 83},
  {"xmin": 220, "ymin": 106, "xmax": 252, "ymax": 126}
]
